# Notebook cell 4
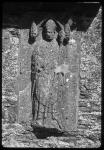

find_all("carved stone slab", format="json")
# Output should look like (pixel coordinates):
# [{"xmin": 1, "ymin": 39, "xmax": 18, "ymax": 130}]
[
  {"xmin": 18, "ymin": 26, "xmax": 80, "ymax": 132},
  {"xmin": 18, "ymin": 29, "xmax": 33, "ymax": 124},
  {"xmin": 53, "ymin": 38, "xmax": 80, "ymax": 132},
  {"xmin": 18, "ymin": 82, "xmax": 32, "ymax": 123},
  {"xmin": 58, "ymin": 38, "xmax": 80, "ymax": 131}
]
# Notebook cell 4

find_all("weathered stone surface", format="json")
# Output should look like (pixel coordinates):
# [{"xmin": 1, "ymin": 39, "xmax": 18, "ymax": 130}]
[
  {"xmin": 18, "ymin": 82, "xmax": 32, "ymax": 123},
  {"xmin": 16, "ymin": 19, "xmax": 81, "ymax": 132},
  {"xmin": 18, "ymin": 29, "xmax": 33, "ymax": 124},
  {"xmin": 59, "ymin": 36, "xmax": 80, "ymax": 131},
  {"xmin": 2, "ymin": 7, "xmax": 101, "ymax": 148},
  {"xmin": 31, "ymin": 37, "xmax": 61, "ymax": 129},
  {"xmin": 30, "ymin": 18, "xmax": 80, "ymax": 132},
  {"xmin": 2, "ymin": 28, "xmax": 19, "ymax": 123}
]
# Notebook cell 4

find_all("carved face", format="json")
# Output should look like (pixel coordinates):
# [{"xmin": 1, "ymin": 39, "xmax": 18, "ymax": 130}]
[
  {"xmin": 31, "ymin": 22, "xmax": 37, "ymax": 38},
  {"xmin": 64, "ymin": 24, "xmax": 70, "ymax": 37},
  {"xmin": 45, "ymin": 28, "xmax": 56, "ymax": 40},
  {"xmin": 45, "ymin": 19, "xmax": 56, "ymax": 40}
]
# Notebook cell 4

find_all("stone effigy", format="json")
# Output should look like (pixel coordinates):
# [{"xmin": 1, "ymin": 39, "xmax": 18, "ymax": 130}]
[
  {"xmin": 31, "ymin": 18, "xmax": 80, "ymax": 132},
  {"xmin": 18, "ymin": 20, "xmax": 47, "ymax": 125},
  {"xmin": 31, "ymin": 19, "xmax": 61, "ymax": 129},
  {"xmin": 18, "ymin": 17, "xmax": 80, "ymax": 132}
]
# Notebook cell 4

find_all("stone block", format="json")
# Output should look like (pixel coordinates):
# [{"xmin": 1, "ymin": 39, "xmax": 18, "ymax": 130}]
[{"xmin": 18, "ymin": 82, "xmax": 32, "ymax": 123}]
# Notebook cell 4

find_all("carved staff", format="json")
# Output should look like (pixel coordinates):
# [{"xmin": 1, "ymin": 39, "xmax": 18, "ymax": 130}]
[
  {"xmin": 31, "ymin": 79, "xmax": 35, "ymax": 120},
  {"xmin": 31, "ymin": 52, "xmax": 37, "ymax": 123},
  {"xmin": 56, "ymin": 20, "xmax": 65, "ymax": 46}
]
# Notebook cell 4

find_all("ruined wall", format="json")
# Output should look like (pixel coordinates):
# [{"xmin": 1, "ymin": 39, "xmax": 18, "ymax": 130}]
[
  {"xmin": 78, "ymin": 8, "xmax": 101, "ymax": 146},
  {"xmin": 2, "ymin": 7, "xmax": 101, "ymax": 148},
  {"xmin": 2, "ymin": 28, "xmax": 20, "ymax": 123},
  {"xmin": 2, "ymin": 8, "xmax": 101, "ymax": 132},
  {"xmin": 79, "ymin": 8, "xmax": 101, "ymax": 113},
  {"xmin": 2, "ymin": 27, "xmax": 34, "ymax": 124}
]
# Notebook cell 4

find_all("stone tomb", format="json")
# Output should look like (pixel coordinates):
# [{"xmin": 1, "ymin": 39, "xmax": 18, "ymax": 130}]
[{"xmin": 18, "ymin": 22, "xmax": 80, "ymax": 132}]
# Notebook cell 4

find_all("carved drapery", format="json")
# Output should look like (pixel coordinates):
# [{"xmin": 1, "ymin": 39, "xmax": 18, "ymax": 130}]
[{"xmin": 31, "ymin": 18, "xmax": 80, "ymax": 132}]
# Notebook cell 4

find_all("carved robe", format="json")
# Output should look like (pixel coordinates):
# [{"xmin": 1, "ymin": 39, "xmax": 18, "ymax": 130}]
[
  {"xmin": 31, "ymin": 36, "xmax": 80, "ymax": 132},
  {"xmin": 31, "ymin": 21, "xmax": 80, "ymax": 132},
  {"xmin": 31, "ymin": 38, "xmax": 63, "ymax": 130}
]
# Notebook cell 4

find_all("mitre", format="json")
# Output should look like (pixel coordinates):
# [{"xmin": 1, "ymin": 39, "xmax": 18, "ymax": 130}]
[{"xmin": 45, "ymin": 19, "xmax": 56, "ymax": 30}]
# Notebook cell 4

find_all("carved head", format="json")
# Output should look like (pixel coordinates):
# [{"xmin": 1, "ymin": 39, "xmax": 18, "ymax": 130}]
[
  {"xmin": 45, "ymin": 19, "xmax": 56, "ymax": 40},
  {"xmin": 64, "ymin": 19, "xmax": 72, "ymax": 38},
  {"xmin": 30, "ymin": 22, "xmax": 38, "ymax": 38}
]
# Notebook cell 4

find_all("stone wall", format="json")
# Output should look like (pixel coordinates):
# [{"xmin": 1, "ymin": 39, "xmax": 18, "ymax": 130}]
[
  {"xmin": 2, "ymin": 27, "xmax": 34, "ymax": 124},
  {"xmin": 2, "ymin": 8, "xmax": 101, "ymax": 130},
  {"xmin": 2, "ymin": 28, "xmax": 20, "ymax": 123},
  {"xmin": 2, "ymin": 7, "xmax": 101, "ymax": 148},
  {"xmin": 79, "ymin": 8, "xmax": 101, "ymax": 107},
  {"xmin": 78, "ymin": 8, "xmax": 101, "ymax": 146}
]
